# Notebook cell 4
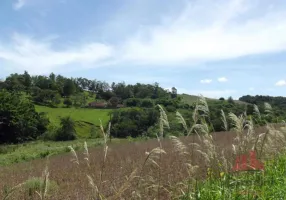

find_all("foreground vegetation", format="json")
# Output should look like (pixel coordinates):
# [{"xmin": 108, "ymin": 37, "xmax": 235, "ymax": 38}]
[{"xmin": 2, "ymin": 96, "xmax": 286, "ymax": 199}]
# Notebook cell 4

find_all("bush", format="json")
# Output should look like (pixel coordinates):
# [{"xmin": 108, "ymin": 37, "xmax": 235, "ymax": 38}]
[
  {"xmin": 89, "ymin": 125, "xmax": 102, "ymax": 138},
  {"xmin": 109, "ymin": 96, "xmax": 120, "ymax": 107},
  {"xmin": 0, "ymin": 90, "xmax": 48, "ymax": 143},
  {"xmin": 63, "ymin": 98, "xmax": 73, "ymax": 107},
  {"xmin": 125, "ymin": 98, "xmax": 141, "ymax": 107},
  {"xmin": 55, "ymin": 116, "xmax": 76, "ymax": 141},
  {"xmin": 141, "ymin": 99, "xmax": 154, "ymax": 108},
  {"xmin": 111, "ymin": 108, "xmax": 159, "ymax": 138},
  {"xmin": 42, "ymin": 117, "xmax": 76, "ymax": 141},
  {"xmin": 166, "ymin": 105, "xmax": 176, "ymax": 112}
]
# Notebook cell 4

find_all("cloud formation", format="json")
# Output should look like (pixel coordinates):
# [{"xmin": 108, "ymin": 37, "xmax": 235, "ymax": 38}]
[
  {"xmin": 200, "ymin": 79, "xmax": 213, "ymax": 84},
  {"xmin": 275, "ymin": 80, "xmax": 286, "ymax": 86},
  {"xmin": 13, "ymin": 0, "xmax": 26, "ymax": 10},
  {"xmin": 218, "ymin": 77, "xmax": 228, "ymax": 82},
  {"xmin": 2, "ymin": 0, "xmax": 286, "ymax": 75},
  {"xmin": 120, "ymin": 0, "xmax": 286, "ymax": 65},
  {"xmin": 0, "ymin": 34, "xmax": 113, "ymax": 74}
]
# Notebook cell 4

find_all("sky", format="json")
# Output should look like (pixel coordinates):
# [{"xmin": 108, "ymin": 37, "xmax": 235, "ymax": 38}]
[{"xmin": 0, "ymin": 0, "xmax": 286, "ymax": 99}]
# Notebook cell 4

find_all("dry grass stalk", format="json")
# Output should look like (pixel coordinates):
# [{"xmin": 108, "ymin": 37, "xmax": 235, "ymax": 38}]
[
  {"xmin": 68, "ymin": 145, "xmax": 79, "ymax": 165},
  {"xmin": 254, "ymin": 104, "xmax": 261, "ymax": 120},
  {"xmin": 176, "ymin": 111, "xmax": 188, "ymax": 134},
  {"xmin": 221, "ymin": 109, "xmax": 228, "ymax": 131}
]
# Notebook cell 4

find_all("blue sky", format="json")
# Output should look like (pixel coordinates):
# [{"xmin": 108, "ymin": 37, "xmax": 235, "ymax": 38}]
[{"xmin": 1, "ymin": 0, "xmax": 286, "ymax": 99}]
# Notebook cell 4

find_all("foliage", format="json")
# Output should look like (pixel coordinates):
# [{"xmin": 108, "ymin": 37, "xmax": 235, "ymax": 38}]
[
  {"xmin": 125, "ymin": 98, "xmax": 142, "ymax": 107},
  {"xmin": 54, "ymin": 116, "xmax": 77, "ymax": 141},
  {"xmin": 108, "ymin": 96, "xmax": 120, "ymax": 107},
  {"xmin": 63, "ymin": 98, "xmax": 73, "ymax": 107},
  {"xmin": 0, "ymin": 90, "xmax": 48, "ymax": 143},
  {"xmin": 140, "ymin": 98, "xmax": 154, "ymax": 108},
  {"xmin": 63, "ymin": 79, "xmax": 76, "ymax": 96},
  {"xmin": 110, "ymin": 107, "xmax": 159, "ymax": 138},
  {"xmin": 227, "ymin": 96, "xmax": 235, "ymax": 104},
  {"xmin": 0, "ymin": 138, "xmax": 125, "ymax": 167}
]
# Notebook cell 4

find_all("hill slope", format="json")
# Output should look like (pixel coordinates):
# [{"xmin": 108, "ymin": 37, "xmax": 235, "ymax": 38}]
[{"xmin": 35, "ymin": 105, "xmax": 111, "ymax": 138}]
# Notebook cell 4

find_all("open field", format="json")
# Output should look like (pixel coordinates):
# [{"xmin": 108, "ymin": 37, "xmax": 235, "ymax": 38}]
[
  {"xmin": 35, "ymin": 105, "xmax": 112, "ymax": 137},
  {"xmin": 0, "ymin": 131, "xmax": 235, "ymax": 199},
  {"xmin": 35, "ymin": 105, "xmax": 111, "ymax": 126},
  {"xmin": 0, "ymin": 138, "xmax": 134, "ymax": 166},
  {"xmin": 1, "ymin": 124, "xmax": 286, "ymax": 199}
]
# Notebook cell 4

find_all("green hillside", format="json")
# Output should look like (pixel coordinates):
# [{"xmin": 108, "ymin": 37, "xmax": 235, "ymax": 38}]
[
  {"xmin": 35, "ymin": 105, "xmax": 112, "ymax": 138},
  {"xmin": 179, "ymin": 93, "xmax": 217, "ymax": 104},
  {"xmin": 180, "ymin": 93, "xmax": 247, "ymax": 105}
]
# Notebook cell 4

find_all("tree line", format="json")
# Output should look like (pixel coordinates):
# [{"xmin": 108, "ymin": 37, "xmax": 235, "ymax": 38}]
[{"xmin": 1, "ymin": 71, "xmax": 286, "ymax": 144}]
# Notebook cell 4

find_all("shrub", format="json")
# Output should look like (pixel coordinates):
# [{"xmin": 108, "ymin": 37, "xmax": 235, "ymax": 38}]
[
  {"xmin": 108, "ymin": 96, "xmax": 120, "ymax": 107},
  {"xmin": 166, "ymin": 105, "xmax": 176, "ymax": 112},
  {"xmin": 0, "ymin": 90, "xmax": 48, "ymax": 143},
  {"xmin": 48, "ymin": 117, "xmax": 77, "ymax": 141},
  {"xmin": 125, "ymin": 98, "xmax": 141, "ymax": 107},
  {"xmin": 111, "ymin": 107, "xmax": 159, "ymax": 137},
  {"xmin": 141, "ymin": 99, "xmax": 154, "ymax": 108},
  {"xmin": 89, "ymin": 125, "xmax": 102, "ymax": 138},
  {"xmin": 63, "ymin": 98, "xmax": 73, "ymax": 107}
]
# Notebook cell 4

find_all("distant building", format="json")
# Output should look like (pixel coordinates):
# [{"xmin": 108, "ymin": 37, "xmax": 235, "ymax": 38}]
[
  {"xmin": 88, "ymin": 102, "xmax": 107, "ymax": 108},
  {"xmin": 116, "ymin": 104, "xmax": 124, "ymax": 108}
]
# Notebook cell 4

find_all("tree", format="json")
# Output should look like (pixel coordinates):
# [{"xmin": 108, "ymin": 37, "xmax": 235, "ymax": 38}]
[
  {"xmin": 51, "ymin": 94, "xmax": 61, "ymax": 107},
  {"xmin": 219, "ymin": 97, "xmax": 225, "ymax": 101},
  {"xmin": 4, "ymin": 73, "xmax": 25, "ymax": 91},
  {"xmin": 110, "ymin": 108, "xmax": 159, "ymax": 138},
  {"xmin": 33, "ymin": 75, "xmax": 52, "ymax": 90},
  {"xmin": 0, "ymin": 90, "xmax": 48, "ymax": 143},
  {"xmin": 72, "ymin": 93, "xmax": 87, "ymax": 107},
  {"xmin": 227, "ymin": 96, "xmax": 235, "ymax": 104},
  {"xmin": 125, "ymin": 98, "xmax": 141, "ymax": 107},
  {"xmin": 141, "ymin": 99, "xmax": 154, "ymax": 108},
  {"xmin": 49, "ymin": 73, "xmax": 56, "ymax": 82},
  {"xmin": 97, "ymin": 90, "xmax": 115, "ymax": 101},
  {"xmin": 55, "ymin": 116, "xmax": 76, "ymax": 141},
  {"xmin": 23, "ymin": 71, "xmax": 32, "ymax": 89},
  {"xmin": 88, "ymin": 80, "xmax": 97, "ymax": 93},
  {"xmin": 109, "ymin": 96, "xmax": 120, "ymax": 107},
  {"xmin": 63, "ymin": 98, "xmax": 73, "ymax": 107},
  {"xmin": 63, "ymin": 79, "xmax": 76, "ymax": 96},
  {"xmin": 152, "ymin": 82, "xmax": 159, "ymax": 99},
  {"xmin": 171, "ymin": 87, "xmax": 177, "ymax": 99}
]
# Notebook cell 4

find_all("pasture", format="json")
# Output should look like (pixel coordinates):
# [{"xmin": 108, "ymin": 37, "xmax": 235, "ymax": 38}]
[{"xmin": 35, "ymin": 105, "xmax": 112, "ymax": 138}]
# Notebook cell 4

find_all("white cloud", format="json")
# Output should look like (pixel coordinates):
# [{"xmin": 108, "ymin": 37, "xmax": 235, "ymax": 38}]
[
  {"xmin": 218, "ymin": 77, "xmax": 228, "ymax": 82},
  {"xmin": 119, "ymin": 0, "xmax": 286, "ymax": 65},
  {"xmin": 13, "ymin": 0, "xmax": 26, "ymax": 10},
  {"xmin": 0, "ymin": 33, "xmax": 113, "ymax": 74},
  {"xmin": 3, "ymin": 0, "xmax": 286, "ymax": 74},
  {"xmin": 275, "ymin": 80, "xmax": 286, "ymax": 86},
  {"xmin": 200, "ymin": 79, "xmax": 212, "ymax": 84}
]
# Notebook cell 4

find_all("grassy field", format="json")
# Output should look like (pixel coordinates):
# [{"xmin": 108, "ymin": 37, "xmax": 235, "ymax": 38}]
[
  {"xmin": 35, "ymin": 105, "xmax": 112, "ymax": 138},
  {"xmin": 180, "ymin": 94, "xmax": 217, "ymax": 104},
  {"xmin": 1, "ymin": 125, "xmax": 286, "ymax": 199},
  {"xmin": 0, "ymin": 139, "xmax": 105, "ymax": 166},
  {"xmin": 1, "ymin": 99, "xmax": 285, "ymax": 199}
]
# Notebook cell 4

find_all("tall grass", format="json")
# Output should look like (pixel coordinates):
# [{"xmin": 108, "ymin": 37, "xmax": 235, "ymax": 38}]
[{"xmin": 5, "ymin": 95, "xmax": 286, "ymax": 199}]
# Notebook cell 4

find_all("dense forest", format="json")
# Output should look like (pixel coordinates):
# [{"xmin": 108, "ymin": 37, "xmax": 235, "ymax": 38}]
[{"xmin": 1, "ymin": 71, "xmax": 286, "ymax": 144}]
